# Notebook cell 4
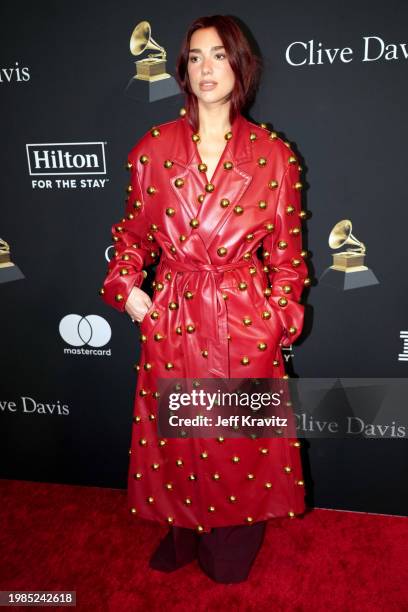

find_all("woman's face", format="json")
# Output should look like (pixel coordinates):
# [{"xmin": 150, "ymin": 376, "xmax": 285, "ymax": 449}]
[{"xmin": 187, "ymin": 26, "xmax": 235, "ymax": 107}]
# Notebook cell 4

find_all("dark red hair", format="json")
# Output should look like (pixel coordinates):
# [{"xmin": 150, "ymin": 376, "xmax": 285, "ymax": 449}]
[{"xmin": 175, "ymin": 15, "xmax": 262, "ymax": 133}]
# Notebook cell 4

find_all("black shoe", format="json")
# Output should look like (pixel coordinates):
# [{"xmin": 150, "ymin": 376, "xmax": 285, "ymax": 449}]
[{"xmin": 149, "ymin": 527, "xmax": 199, "ymax": 572}]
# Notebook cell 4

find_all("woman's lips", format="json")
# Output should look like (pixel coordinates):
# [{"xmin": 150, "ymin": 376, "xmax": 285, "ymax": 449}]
[{"xmin": 199, "ymin": 81, "xmax": 217, "ymax": 90}]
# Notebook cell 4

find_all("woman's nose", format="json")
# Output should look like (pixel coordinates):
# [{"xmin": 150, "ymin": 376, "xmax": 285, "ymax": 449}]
[{"xmin": 201, "ymin": 57, "xmax": 213, "ymax": 74}]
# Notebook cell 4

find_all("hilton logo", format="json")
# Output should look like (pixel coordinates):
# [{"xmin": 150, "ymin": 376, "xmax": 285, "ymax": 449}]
[{"xmin": 26, "ymin": 142, "xmax": 108, "ymax": 190}]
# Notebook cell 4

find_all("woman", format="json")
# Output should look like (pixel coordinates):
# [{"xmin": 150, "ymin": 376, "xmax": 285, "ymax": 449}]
[{"xmin": 100, "ymin": 14, "xmax": 309, "ymax": 583}]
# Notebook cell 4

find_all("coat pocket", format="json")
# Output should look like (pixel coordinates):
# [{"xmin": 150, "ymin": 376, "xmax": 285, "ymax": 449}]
[
  {"xmin": 253, "ymin": 285, "xmax": 286, "ymax": 345},
  {"xmin": 139, "ymin": 297, "xmax": 166, "ymax": 332}
]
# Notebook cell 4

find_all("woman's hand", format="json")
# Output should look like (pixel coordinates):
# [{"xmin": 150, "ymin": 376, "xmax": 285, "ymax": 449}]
[{"xmin": 124, "ymin": 286, "xmax": 153, "ymax": 323}]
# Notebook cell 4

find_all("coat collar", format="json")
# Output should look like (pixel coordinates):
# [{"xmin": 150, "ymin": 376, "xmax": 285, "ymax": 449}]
[
  {"xmin": 171, "ymin": 112, "xmax": 253, "ymax": 170},
  {"xmin": 166, "ymin": 112, "xmax": 255, "ymax": 248}
]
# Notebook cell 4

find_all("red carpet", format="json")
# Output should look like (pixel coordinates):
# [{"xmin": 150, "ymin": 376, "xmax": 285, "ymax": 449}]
[{"xmin": 0, "ymin": 479, "xmax": 406, "ymax": 611}]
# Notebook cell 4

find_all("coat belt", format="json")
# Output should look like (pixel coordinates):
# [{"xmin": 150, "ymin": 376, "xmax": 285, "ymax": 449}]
[{"xmin": 159, "ymin": 257, "xmax": 255, "ymax": 378}]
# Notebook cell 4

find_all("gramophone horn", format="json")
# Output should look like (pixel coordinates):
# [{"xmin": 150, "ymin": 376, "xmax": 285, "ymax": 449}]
[
  {"xmin": 130, "ymin": 20, "xmax": 165, "ymax": 58},
  {"xmin": 329, "ymin": 219, "xmax": 365, "ymax": 253},
  {"xmin": 0, "ymin": 238, "xmax": 10, "ymax": 252}
]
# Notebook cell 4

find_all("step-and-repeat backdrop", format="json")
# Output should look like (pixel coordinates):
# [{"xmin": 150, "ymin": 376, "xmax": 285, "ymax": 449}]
[{"xmin": 1, "ymin": 0, "xmax": 407, "ymax": 515}]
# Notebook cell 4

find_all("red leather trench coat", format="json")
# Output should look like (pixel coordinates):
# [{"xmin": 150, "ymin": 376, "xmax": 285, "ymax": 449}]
[{"xmin": 100, "ymin": 111, "xmax": 309, "ymax": 532}]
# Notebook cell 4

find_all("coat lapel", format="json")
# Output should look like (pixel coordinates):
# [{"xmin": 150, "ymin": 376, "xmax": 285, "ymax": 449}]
[{"xmin": 169, "ymin": 113, "xmax": 254, "ymax": 247}]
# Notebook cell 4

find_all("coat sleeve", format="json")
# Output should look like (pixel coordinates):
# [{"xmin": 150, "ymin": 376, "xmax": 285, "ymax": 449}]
[
  {"xmin": 99, "ymin": 153, "xmax": 160, "ymax": 313},
  {"xmin": 261, "ymin": 150, "xmax": 309, "ymax": 347}
]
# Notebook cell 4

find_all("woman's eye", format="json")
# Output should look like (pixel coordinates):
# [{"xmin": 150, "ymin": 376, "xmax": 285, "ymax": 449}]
[
  {"xmin": 215, "ymin": 53, "xmax": 226, "ymax": 60},
  {"xmin": 189, "ymin": 55, "xmax": 199, "ymax": 62}
]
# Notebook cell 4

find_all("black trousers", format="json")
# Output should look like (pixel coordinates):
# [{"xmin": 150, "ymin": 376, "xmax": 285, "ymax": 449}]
[{"xmin": 149, "ymin": 522, "xmax": 267, "ymax": 583}]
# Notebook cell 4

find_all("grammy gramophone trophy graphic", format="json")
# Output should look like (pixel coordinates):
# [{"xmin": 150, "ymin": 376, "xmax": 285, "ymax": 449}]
[
  {"xmin": 319, "ymin": 220, "xmax": 379, "ymax": 290},
  {"xmin": 0, "ymin": 238, "xmax": 24, "ymax": 284},
  {"xmin": 125, "ymin": 20, "xmax": 180, "ymax": 102}
]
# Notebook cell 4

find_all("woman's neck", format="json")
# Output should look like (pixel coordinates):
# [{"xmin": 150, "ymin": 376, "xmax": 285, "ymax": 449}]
[{"xmin": 197, "ymin": 101, "xmax": 232, "ymax": 137}]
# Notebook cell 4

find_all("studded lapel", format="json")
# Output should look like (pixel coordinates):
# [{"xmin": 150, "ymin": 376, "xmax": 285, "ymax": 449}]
[{"xmin": 169, "ymin": 113, "xmax": 254, "ymax": 246}]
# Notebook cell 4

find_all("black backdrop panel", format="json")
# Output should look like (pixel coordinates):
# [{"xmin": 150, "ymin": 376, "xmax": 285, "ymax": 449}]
[{"xmin": 1, "ymin": 0, "xmax": 407, "ymax": 515}]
